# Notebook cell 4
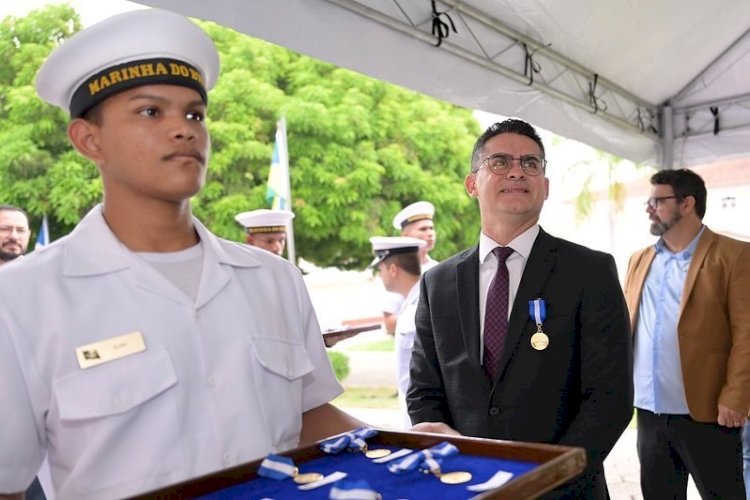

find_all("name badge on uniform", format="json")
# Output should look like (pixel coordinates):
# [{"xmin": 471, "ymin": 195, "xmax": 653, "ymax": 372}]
[{"xmin": 75, "ymin": 331, "xmax": 146, "ymax": 369}]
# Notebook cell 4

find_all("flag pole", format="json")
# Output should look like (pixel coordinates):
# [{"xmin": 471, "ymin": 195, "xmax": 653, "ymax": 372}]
[{"xmin": 277, "ymin": 116, "xmax": 296, "ymax": 265}]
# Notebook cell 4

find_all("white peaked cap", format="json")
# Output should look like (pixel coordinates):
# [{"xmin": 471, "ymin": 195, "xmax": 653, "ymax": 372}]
[
  {"xmin": 369, "ymin": 236, "xmax": 426, "ymax": 267},
  {"xmin": 235, "ymin": 209, "xmax": 295, "ymax": 233},
  {"xmin": 392, "ymin": 201, "xmax": 435, "ymax": 230},
  {"xmin": 35, "ymin": 8, "xmax": 220, "ymax": 117}
]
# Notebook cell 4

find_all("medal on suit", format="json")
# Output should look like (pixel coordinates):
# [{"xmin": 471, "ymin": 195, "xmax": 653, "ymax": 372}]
[
  {"xmin": 528, "ymin": 298, "xmax": 549, "ymax": 350},
  {"xmin": 531, "ymin": 328, "xmax": 549, "ymax": 350}
]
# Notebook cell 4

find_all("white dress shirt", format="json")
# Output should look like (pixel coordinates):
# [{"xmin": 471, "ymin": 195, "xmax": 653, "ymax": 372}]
[{"xmin": 477, "ymin": 225, "xmax": 540, "ymax": 361}]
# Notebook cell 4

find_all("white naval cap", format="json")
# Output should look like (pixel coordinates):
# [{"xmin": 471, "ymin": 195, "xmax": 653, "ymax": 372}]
[
  {"xmin": 369, "ymin": 236, "xmax": 426, "ymax": 268},
  {"xmin": 35, "ymin": 8, "xmax": 220, "ymax": 117},
  {"xmin": 235, "ymin": 209, "xmax": 295, "ymax": 234},
  {"xmin": 392, "ymin": 201, "xmax": 435, "ymax": 230}
]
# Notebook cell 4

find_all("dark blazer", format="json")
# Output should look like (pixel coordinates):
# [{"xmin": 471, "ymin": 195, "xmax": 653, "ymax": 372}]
[{"xmin": 408, "ymin": 228, "xmax": 633, "ymax": 499}]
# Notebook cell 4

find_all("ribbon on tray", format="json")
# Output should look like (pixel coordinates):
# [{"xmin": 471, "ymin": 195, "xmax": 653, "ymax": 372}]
[
  {"xmin": 329, "ymin": 479, "xmax": 380, "ymax": 499},
  {"xmin": 257, "ymin": 454, "xmax": 297, "ymax": 481},
  {"xmin": 387, "ymin": 441, "xmax": 458, "ymax": 474},
  {"xmin": 320, "ymin": 427, "xmax": 379, "ymax": 454}
]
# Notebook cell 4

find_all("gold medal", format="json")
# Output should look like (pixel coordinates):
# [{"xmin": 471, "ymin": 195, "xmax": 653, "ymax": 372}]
[
  {"xmin": 530, "ymin": 331, "xmax": 549, "ymax": 350},
  {"xmin": 365, "ymin": 448, "xmax": 392, "ymax": 459},
  {"xmin": 293, "ymin": 472, "xmax": 324, "ymax": 484},
  {"xmin": 440, "ymin": 471, "xmax": 473, "ymax": 484}
]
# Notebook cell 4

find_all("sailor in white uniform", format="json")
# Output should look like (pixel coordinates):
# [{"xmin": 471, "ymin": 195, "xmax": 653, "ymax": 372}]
[
  {"xmin": 0, "ymin": 9, "xmax": 361, "ymax": 500},
  {"xmin": 369, "ymin": 236, "xmax": 426, "ymax": 429}
]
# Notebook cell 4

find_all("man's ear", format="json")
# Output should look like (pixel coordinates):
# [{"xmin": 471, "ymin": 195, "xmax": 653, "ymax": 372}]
[
  {"xmin": 465, "ymin": 173, "xmax": 478, "ymax": 197},
  {"xmin": 683, "ymin": 194, "xmax": 696, "ymax": 209},
  {"xmin": 386, "ymin": 261, "xmax": 398, "ymax": 277},
  {"xmin": 68, "ymin": 118, "xmax": 104, "ymax": 164}
]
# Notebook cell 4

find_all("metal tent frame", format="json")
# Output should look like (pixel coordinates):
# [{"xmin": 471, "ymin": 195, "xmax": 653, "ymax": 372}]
[{"xmin": 135, "ymin": 0, "xmax": 750, "ymax": 168}]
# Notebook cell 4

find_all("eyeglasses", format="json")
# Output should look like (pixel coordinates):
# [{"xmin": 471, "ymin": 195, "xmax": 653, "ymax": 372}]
[
  {"xmin": 475, "ymin": 153, "xmax": 546, "ymax": 176},
  {"xmin": 0, "ymin": 225, "xmax": 29, "ymax": 236},
  {"xmin": 645, "ymin": 195, "xmax": 682, "ymax": 209}
]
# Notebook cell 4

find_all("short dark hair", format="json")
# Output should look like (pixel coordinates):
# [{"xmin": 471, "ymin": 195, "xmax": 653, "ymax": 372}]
[
  {"xmin": 384, "ymin": 251, "xmax": 421, "ymax": 277},
  {"xmin": 81, "ymin": 101, "xmax": 104, "ymax": 125},
  {"xmin": 471, "ymin": 118, "xmax": 545, "ymax": 172},
  {"xmin": 650, "ymin": 168, "xmax": 707, "ymax": 219},
  {"xmin": 0, "ymin": 204, "xmax": 29, "ymax": 220}
]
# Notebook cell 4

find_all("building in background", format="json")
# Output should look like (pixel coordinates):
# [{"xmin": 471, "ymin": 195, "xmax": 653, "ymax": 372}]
[{"xmin": 547, "ymin": 158, "xmax": 750, "ymax": 283}]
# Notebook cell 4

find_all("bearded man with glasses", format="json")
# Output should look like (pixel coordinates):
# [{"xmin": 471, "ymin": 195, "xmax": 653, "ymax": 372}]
[
  {"xmin": 0, "ymin": 205, "xmax": 31, "ymax": 265},
  {"xmin": 407, "ymin": 118, "xmax": 632, "ymax": 499},
  {"xmin": 624, "ymin": 168, "xmax": 749, "ymax": 499}
]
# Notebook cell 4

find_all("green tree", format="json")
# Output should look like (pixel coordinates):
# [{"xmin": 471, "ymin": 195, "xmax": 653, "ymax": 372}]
[
  {"xmin": 0, "ymin": 5, "xmax": 99, "ymax": 239},
  {"xmin": 0, "ymin": 7, "xmax": 481, "ymax": 268},
  {"xmin": 564, "ymin": 149, "xmax": 653, "ymax": 249}
]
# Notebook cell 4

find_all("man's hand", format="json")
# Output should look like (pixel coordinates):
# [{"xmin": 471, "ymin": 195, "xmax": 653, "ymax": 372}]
[
  {"xmin": 410, "ymin": 422, "xmax": 462, "ymax": 436},
  {"xmin": 717, "ymin": 404, "xmax": 747, "ymax": 428}
]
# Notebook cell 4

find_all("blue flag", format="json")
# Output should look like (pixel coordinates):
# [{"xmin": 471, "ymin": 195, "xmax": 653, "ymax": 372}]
[{"xmin": 35, "ymin": 215, "xmax": 50, "ymax": 250}]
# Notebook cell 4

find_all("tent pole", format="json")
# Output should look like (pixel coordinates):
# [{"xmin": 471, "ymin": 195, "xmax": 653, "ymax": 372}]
[{"xmin": 661, "ymin": 105, "xmax": 674, "ymax": 170}]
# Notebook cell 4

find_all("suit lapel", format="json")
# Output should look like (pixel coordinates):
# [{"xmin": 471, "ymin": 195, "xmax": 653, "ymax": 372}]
[
  {"xmin": 496, "ymin": 229, "xmax": 556, "ymax": 380},
  {"xmin": 679, "ymin": 228, "xmax": 716, "ymax": 317},
  {"xmin": 455, "ymin": 246, "xmax": 490, "ymax": 384},
  {"xmin": 625, "ymin": 247, "xmax": 655, "ymax": 330}
]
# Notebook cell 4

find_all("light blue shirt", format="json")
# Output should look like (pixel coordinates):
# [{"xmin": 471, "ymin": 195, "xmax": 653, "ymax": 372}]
[{"xmin": 634, "ymin": 226, "xmax": 705, "ymax": 414}]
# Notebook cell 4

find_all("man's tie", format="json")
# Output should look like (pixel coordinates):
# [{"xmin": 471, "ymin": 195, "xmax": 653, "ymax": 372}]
[{"xmin": 483, "ymin": 246, "xmax": 514, "ymax": 381}]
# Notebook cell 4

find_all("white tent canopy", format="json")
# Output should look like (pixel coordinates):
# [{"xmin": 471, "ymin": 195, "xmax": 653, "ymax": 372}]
[{"xmin": 135, "ymin": 0, "xmax": 750, "ymax": 168}]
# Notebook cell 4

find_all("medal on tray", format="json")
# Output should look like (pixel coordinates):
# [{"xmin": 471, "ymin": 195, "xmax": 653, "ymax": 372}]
[
  {"xmin": 257, "ymin": 454, "xmax": 324, "ymax": 484},
  {"xmin": 439, "ymin": 471, "xmax": 473, "ymax": 484},
  {"xmin": 365, "ymin": 448, "xmax": 392, "ymax": 459},
  {"xmin": 417, "ymin": 452, "xmax": 473, "ymax": 485},
  {"xmin": 389, "ymin": 441, "xmax": 472, "ymax": 485},
  {"xmin": 528, "ymin": 298, "xmax": 549, "ymax": 351},
  {"xmin": 293, "ymin": 471, "xmax": 325, "ymax": 484}
]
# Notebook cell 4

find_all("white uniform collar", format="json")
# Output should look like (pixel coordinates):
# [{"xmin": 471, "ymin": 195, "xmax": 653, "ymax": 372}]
[
  {"xmin": 63, "ymin": 204, "xmax": 262, "ymax": 277},
  {"xmin": 478, "ymin": 225, "xmax": 540, "ymax": 263},
  {"xmin": 405, "ymin": 280, "xmax": 421, "ymax": 304}
]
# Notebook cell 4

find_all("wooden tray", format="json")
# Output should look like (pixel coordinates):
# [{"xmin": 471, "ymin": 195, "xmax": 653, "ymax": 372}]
[{"xmin": 133, "ymin": 430, "xmax": 586, "ymax": 499}]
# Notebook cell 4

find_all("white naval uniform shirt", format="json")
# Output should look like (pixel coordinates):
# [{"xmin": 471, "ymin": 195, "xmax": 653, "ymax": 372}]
[
  {"xmin": 0, "ymin": 205, "xmax": 342, "ymax": 500},
  {"xmin": 394, "ymin": 281, "xmax": 421, "ymax": 429},
  {"xmin": 422, "ymin": 255, "xmax": 439, "ymax": 272}
]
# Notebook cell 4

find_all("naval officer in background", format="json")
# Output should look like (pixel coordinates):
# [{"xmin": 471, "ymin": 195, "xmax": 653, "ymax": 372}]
[{"xmin": 235, "ymin": 208, "xmax": 294, "ymax": 257}]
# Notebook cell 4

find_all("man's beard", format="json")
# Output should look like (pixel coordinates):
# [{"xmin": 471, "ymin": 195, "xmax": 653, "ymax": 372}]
[
  {"xmin": 0, "ymin": 249, "xmax": 22, "ymax": 262},
  {"xmin": 650, "ymin": 211, "xmax": 681, "ymax": 236}
]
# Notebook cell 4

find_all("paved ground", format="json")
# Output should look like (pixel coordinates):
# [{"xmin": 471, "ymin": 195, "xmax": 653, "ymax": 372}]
[{"xmin": 333, "ymin": 335, "xmax": 700, "ymax": 499}]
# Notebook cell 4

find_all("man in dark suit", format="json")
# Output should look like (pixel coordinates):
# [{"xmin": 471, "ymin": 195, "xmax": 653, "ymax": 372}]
[{"xmin": 407, "ymin": 119, "xmax": 633, "ymax": 499}]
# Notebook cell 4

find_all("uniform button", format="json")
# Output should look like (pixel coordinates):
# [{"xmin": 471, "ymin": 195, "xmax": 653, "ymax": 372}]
[
  {"xmin": 207, "ymin": 376, "xmax": 217, "ymax": 387},
  {"xmin": 222, "ymin": 452, "xmax": 234, "ymax": 465},
  {"xmin": 488, "ymin": 407, "xmax": 499, "ymax": 416}
]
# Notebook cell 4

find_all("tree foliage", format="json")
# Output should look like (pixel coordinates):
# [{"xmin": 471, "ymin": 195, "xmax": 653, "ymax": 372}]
[
  {"xmin": 0, "ymin": 5, "xmax": 98, "ymax": 235},
  {"xmin": 567, "ymin": 150, "xmax": 633, "ymax": 225},
  {"xmin": 0, "ymin": 7, "xmax": 481, "ymax": 268}
]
